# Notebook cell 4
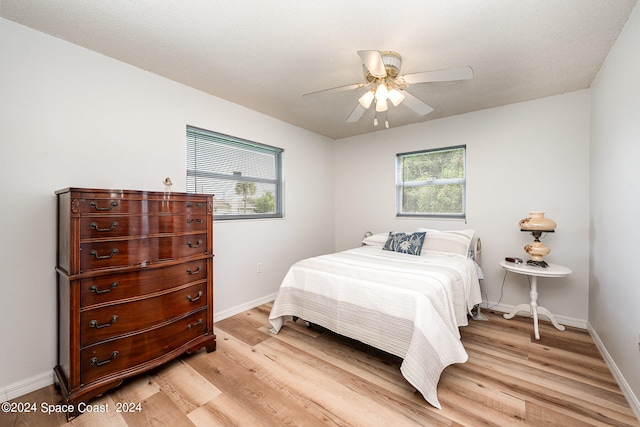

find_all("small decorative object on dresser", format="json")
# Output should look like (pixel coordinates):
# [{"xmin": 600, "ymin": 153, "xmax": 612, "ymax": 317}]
[
  {"xmin": 163, "ymin": 177, "xmax": 173, "ymax": 193},
  {"xmin": 54, "ymin": 188, "xmax": 216, "ymax": 420}
]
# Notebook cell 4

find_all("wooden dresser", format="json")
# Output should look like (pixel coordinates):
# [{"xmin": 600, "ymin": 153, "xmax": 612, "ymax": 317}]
[{"xmin": 54, "ymin": 188, "xmax": 216, "ymax": 418}]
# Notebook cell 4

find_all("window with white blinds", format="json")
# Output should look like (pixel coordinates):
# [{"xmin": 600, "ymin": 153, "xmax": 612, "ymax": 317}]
[{"xmin": 186, "ymin": 126, "xmax": 283, "ymax": 220}]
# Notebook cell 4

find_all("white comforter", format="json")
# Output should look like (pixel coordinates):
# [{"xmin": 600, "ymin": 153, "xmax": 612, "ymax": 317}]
[{"xmin": 269, "ymin": 245, "xmax": 482, "ymax": 409}]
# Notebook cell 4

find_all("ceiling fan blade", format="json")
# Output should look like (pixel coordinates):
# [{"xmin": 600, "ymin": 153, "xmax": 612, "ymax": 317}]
[
  {"xmin": 303, "ymin": 82, "xmax": 367, "ymax": 97},
  {"xmin": 346, "ymin": 103, "xmax": 367, "ymax": 123},
  {"xmin": 403, "ymin": 66, "xmax": 473, "ymax": 85},
  {"xmin": 358, "ymin": 50, "xmax": 386, "ymax": 78},
  {"xmin": 402, "ymin": 91, "xmax": 434, "ymax": 116}
]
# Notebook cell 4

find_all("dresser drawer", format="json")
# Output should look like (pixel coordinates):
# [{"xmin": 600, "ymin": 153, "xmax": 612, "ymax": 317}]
[
  {"xmin": 80, "ymin": 282, "xmax": 208, "ymax": 347},
  {"xmin": 80, "ymin": 215, "xmax": 207, "ymax": 240},
  {"xmin": 80, "ymin": 261, "xmax": 208, "ymax": 307},
  {"xmin": 78, "ymin": 197, "xmax": 207, "ymax": 215},
  {"xmin": 80, "ymin": 309, "xmax": 208, "ymax": 385},
  {"xmin": 80, "ymin": 233, "xmax": 209, "ymax": 271}
]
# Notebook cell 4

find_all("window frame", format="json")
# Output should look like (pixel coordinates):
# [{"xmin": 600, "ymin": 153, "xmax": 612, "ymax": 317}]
[
  {"xmin": 186, "ymin": 125, "xmax": 283, "ymax": 221},
  {"xmin": 395, "ymin": 145, "xmax": 466, "ymax": 219}
]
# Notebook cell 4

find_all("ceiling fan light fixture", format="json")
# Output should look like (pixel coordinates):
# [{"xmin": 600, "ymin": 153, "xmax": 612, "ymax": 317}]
[
  {"xmin": 304, "ymin": 49, "xmax": 473, "ymax": 128},
  {"xmin": 358, "ymin": 90, "xmax": 375, "ymax": 109},
  {"xmin": 375, "ymin": 83, "xmax": 389, "ymax": 102},
  {"xmin": 388, "ymin": 88, "xmax": 405, "ymax": 106},
  {"xmin": 375, "ymin": 98, "xmax": 388, "ymax": 112}
]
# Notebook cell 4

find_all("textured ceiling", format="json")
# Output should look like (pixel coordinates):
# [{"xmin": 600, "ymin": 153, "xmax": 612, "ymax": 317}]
[{"xmin": 1, "ymin": 0, "xmax": 637, "ymax": 139}]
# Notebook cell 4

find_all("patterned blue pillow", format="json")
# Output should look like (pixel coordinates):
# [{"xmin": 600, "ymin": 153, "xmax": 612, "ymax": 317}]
[{"xmin": 382, "ymin": 231, "xmax": 426, "ymax": 256}]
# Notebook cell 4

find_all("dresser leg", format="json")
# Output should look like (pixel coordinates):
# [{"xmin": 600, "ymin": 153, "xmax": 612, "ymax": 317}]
[{"xmin": 65, "ymin": 406, "xmax": 81, "ymax": 422}]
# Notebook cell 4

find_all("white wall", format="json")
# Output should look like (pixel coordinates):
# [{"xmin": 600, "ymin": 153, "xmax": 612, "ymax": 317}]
[
  {"xmin": 590, "ymin": 3, "xmax": 640, "ymax": 414},
  {"xmin": 334, "ymin": 91, "xmax": 591, "ymax": 326},
  {"xmin": 0, "ymin": 18, "xmax": 335, "ymax": 397}
]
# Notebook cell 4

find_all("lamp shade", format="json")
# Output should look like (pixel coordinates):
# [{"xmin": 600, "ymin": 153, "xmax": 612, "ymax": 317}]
[
  {"xmin": 519, "ymin": 211, "xmax": 556, "ymax": 231},
  {"xmin": 375, "ymin": 83, "xmax": 389, "ymax": 102},
  {"xmin": 358, "ymin": 90, "xmax": 375, "ymax": 109},
  {"xmin": 388, "ymin": 88, "xmax": 405, "ymax": 106}
]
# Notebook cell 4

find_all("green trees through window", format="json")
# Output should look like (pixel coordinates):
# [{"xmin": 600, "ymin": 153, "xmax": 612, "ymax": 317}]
[{"xmin": 396, "ymin": 146, "xmax": 466, "ymax": 218}]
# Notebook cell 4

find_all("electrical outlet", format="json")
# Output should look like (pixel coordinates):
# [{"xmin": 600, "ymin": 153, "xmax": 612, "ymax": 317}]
[{"xmin": 257, "ymin": 262, "xmax": 262, "ymax": 273}]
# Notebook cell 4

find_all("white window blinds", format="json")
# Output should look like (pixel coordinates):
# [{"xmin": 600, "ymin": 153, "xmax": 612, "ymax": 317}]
[{"xmin": 186, "ymin": 126, "xmax": 283, "ymax": 220}]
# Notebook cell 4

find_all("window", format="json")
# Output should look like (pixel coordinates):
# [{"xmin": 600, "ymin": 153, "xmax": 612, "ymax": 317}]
[
  {"xmin": 396, "ymin": 145, "xmax": 466, "ymax": 219},
  {"xmin": 186, "ymin": 126, "xmax": 283, "ymax": 220}
]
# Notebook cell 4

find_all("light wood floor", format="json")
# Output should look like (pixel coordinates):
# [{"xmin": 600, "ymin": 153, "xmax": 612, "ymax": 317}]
[{"xmin": 3, "ymin": 303, "xmax": 639, "ymax": 426}]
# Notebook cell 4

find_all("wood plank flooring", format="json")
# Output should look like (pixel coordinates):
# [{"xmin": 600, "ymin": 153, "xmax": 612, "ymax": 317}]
[{"xmin": 3, "ymin": 303, "xmax": 639, "ymax": 426}]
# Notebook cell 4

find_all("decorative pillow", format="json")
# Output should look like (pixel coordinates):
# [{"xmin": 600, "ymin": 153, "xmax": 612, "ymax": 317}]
[
  {"xmin": 417, "ymin": 228, "xmax": 475, "ymax": 256},
  {"xmin": 361, "ymin": 233, "xmax": 389, "ymax": 247},
  {"xmin": 382, "ymin": 231, "xmax": 426, "ymax": 256}
]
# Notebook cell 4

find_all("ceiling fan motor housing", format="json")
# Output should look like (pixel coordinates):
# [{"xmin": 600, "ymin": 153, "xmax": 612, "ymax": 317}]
[{"xmin": 364, "ymin": 51, "xmax": 402, "ymax": 82}]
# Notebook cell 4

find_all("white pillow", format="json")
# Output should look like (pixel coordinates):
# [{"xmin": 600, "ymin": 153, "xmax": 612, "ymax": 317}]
[
  {"xmin": 361, "ymin": 232, "xmax": 389, "ymax": 246},
  {"xmin": 417, "ymin": 228, "xmax": 475, "ymax": 256}
]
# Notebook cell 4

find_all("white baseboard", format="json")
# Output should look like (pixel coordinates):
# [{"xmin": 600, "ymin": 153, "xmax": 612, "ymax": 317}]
[
  {"xmin": 1, "ymin": 293, "xmax": 278, "ymax": 402},
  {"xmin": 1, "ymin": 370, "xmax": 54, "ymax": 403},
  {"xmin": 479, "ymin": 302, "xmax": 588, "ymax": 329},
  {"xmin": 588, "ymin": 323, "xmax": 640, "ymax": 422},
  {"xmin": 215, "ymin": 292, "xmax": 277, "ymax": 322}
]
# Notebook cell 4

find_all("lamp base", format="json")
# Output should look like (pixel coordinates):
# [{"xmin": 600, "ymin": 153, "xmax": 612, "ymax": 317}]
[
  {"xmin": 527, "ymin": 259, "xmax": 549, "ymax": 268},
  {"xmin": 524, "ymin": 240, "xmax": 551, "ymax": 268}
]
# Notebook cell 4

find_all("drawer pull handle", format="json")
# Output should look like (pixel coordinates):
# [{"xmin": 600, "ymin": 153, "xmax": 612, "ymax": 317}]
[
  {"xmin": 187, "ymin": 218, "xmax": 203, "ymax": 224},
  {"xmin": 89, "ymin": 201, "xmax": 119, "ymax": 211},
  {"xmin": 187, "ymin": 319, "xmax": 203, "ymax": 330},
  {"xmin": 90, "ymin": 221, "xmax": 119, "ymax": 232},
  {"xmin": 89, "ymin": 315, "xmax": 118, "ymax": 329},
  {"xmin": 187, "ymin": 240, "xmax": 202, "ymax": 248},
  {"xmin": 89, "ymin": 282, "xmax": 118, "ymax": 294},
  {"xmin": 89, "ymin": 248, "xmax": 119, "ymax": 259},
  {"xmin": 186, "ymin": 265, "xmax": 202, "ymax": 275},
  {"xmin": 187, "ymin": 291, "xmax": 203, "ymax": 302},
  {"xmin": 186, "ymin": 202, "xmax": 205, "ymax": 208},
  {"xmin": 90, "ymin": 351, "xmax": 119, "ymax": 367}
]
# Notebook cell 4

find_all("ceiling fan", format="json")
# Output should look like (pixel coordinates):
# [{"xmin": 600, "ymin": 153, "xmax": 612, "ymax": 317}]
[{"xmin": 304, "ymin": 50, "xmax": 473, "ymax": 128}]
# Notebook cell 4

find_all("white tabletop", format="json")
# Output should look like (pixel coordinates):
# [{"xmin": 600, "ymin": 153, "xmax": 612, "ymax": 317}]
[{"xmin": 500, "ymin": 260, "xmax": 572, "ymax": 277}]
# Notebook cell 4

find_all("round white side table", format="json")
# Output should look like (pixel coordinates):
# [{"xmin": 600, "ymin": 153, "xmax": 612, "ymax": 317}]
[{"xmin": 500, "ymin": 260, "xmax": 572, "ymax": 340}]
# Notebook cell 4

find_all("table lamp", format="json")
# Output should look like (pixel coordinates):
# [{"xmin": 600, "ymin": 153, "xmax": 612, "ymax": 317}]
[{"xmin": 519, "ymin": 211, "xmax": 556, "ymax": 268}]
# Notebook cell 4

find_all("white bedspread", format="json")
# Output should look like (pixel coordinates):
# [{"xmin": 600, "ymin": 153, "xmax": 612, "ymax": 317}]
[{"xmin": 269, "ymin": 245, "xmax": 482, "ymax": 409}]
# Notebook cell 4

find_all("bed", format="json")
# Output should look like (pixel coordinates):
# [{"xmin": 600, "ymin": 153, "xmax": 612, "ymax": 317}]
[{"xmin": 268, "ymin": 229, "xmax": 482, "ymax": 409}]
